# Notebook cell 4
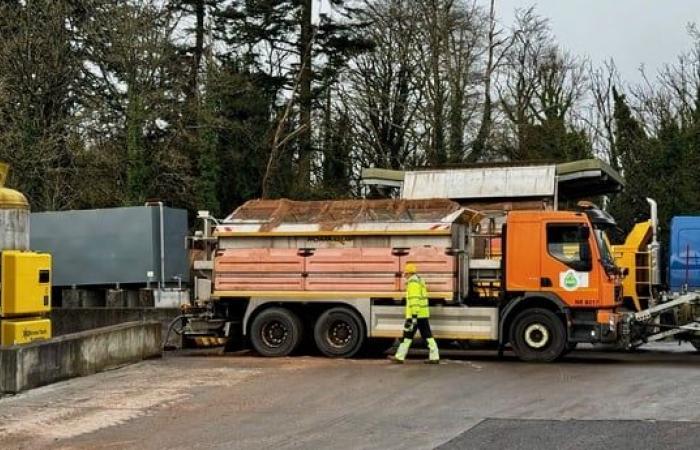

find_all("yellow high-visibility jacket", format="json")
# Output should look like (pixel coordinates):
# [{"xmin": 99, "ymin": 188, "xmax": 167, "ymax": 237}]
[{"xmin": 405, "ymin": 274, "xmax": 429, "ymax": 319}]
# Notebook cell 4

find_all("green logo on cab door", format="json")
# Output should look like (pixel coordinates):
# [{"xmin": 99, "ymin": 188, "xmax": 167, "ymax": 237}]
[
  {"xmin": 560, "ymin": 269, "xmax": 588, "ymax": 292},
  {"xmin": 564, "ymin": 272, "xmax": 578, "ymax": 289}
]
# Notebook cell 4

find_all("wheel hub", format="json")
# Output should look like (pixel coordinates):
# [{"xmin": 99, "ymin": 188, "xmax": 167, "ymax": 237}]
[
  {"xmin": 328, "ymin": 321, "xmax": 353, "ymax": 347},
  {"xmin": 262, "ymin": 320, "xmax": 289, "ymax": 347},
  {"xmin": 524, "ymin": 323, "xmax": 550, "ymax": 349}
]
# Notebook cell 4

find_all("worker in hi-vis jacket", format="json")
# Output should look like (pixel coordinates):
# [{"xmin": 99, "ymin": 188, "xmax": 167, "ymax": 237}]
[{"xmin": 391, "ymin": 263, "xmax": 440, "ymax": 364}]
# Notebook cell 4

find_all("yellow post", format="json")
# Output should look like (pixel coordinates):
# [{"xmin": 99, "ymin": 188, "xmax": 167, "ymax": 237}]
[{"xmin": 0, "ymin": 162, "xmax": 8, "ymax": 187}]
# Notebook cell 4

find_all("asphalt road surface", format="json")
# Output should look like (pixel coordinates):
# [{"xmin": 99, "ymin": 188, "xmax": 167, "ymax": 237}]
[{"xmin": 1, "ymin": 343, "xmax": 699, "ymax": 450}]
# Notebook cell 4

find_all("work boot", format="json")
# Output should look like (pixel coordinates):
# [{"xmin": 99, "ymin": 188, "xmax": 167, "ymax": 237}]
[
  {"xmin": 391, "ymin": 338, "xmax": 412, "ymax": 363},
  {"xmin": 426, "ymin": 338, "xmax": 440, "ymax": 364}
]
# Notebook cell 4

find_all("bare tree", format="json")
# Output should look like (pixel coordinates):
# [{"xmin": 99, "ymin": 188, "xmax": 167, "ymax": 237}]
[
  {"xmin": 445, "ymin": 1, "xmax": 487, "ymax": 162},
  {"xmin": 497, "ymin": 7, "xmax": 550, "ymax": 158},
  {"xmin": 588, "ymin": 59, "xmax": 622, "ymax": 168},
  {"xmin": 341, "ymin": 0, "xmax": 426, "ymax": 172},
  {"xmin": 497, "ymin": 7, "xmax": 589, "ymax": 160},
  {"xmin": 469, "ymin": 0, "xmax": 513, "ymax": 162},
  {"xmin": 414, "ymin": 0, "xmax": 453, "ymax": 165}
]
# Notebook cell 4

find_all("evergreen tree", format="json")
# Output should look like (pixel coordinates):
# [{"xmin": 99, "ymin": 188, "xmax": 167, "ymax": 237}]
[
  {"xmin": 0, "ymin": 0, "xmax": 82, "ymax": 210},
  {"xmin": 608, "ymin": 87, "xmax": 651, "ymax": 232},
  {"xmin": 216, "ymin": 0, "xmax": 369, "ymax": 199}
]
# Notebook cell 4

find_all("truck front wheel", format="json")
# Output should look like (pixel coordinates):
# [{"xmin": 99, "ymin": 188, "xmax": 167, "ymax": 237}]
[
  {"xmin": 314, "ymin": 307, "xmax": 365, "ymax": 358},
  {"xmin": 691, "ymin": 339, "xmax": 700, "ymax": 351},
  {"xmin": 250, "ymin": 307, "xmax": 303, "ymax": 357},
  {"xmin": 510, "ymin": 308, "xmax": 566, "ymax": 362}
]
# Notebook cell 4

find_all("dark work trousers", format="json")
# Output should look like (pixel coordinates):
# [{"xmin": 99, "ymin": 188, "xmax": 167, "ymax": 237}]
[{"xmin": 403, "ymin": 317, "xmax": 434, "ymax": 340}]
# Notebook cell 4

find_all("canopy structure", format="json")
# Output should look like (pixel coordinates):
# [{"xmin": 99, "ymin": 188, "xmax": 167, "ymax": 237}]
[
  {"xmin": 361, "ymin": 159, "xmax": 624, "ymax": 203},
  {"xmin": 216, "ymin": 198, "xmax": 480, "ymax": 237},
  {"xmin": 556, "ymin": 159, "xmax": 624, "ymax": 198},
  {"xmin": 401, "ymin": 165, "xmax": 556, "ymax": 200}
]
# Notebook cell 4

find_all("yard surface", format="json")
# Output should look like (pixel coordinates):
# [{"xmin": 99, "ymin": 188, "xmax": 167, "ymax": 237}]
[{"xmin": 1, "ymin": 343, "xmax": 699, "ymax": 449}]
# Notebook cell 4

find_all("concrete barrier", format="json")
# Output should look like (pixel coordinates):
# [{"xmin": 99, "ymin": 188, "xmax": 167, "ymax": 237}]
[
  {"xmin": 50, "ymin": 307, "xmax": 180, "ymax": 338},
  {"xmin": 0, "ymin": 321, "xmax": 161, "ymax": 394}
]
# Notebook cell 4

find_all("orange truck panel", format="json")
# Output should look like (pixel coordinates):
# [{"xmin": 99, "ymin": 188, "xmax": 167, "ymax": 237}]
[
  {"xmin": 215, "ymin": 249, "xmax": 303, "ymax": 273},
  {"xmin": 215, "ymin": 249, "xmax": 304, "ymax": 291},
  {"xmin": 215, "ymin": 274, "xmax": 304, "ymax": 291},
  {"xmin": 214, "ymin": 246, "xmax": 454, "ymax": 296},
  {"xmin": 399, "ymin": 274, "xmax": 456, "ymax": 293},
  {"xmin": 306, "ymin": 275, "xmax": 398, "ymax": 292},
  {"xmin": 400, "ymin": 246, "xmax": 455, "ymax": 273},
  {"xmin": 504, "ymin": 218, "xmax": 542, "ymax": 291},
  {"xmin": 306, "ymin": 248, "xmax": 399, "ymax": 273}
]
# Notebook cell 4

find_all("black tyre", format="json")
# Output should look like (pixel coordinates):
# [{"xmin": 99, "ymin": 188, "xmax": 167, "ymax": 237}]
[
  {"xmin": 509, "ymin": 308, "xmax": 567, "ymax": 362},
  {"xmin": 249, "ymin": 307, "xmax": 303, "ymax": 357},
  {"xmin": 313, "ymin": 307, "xmax": 365, "ymax": 358},
  {"xmin": 691, "ymin": 338, "xmax": 700, "ymax": 351}
]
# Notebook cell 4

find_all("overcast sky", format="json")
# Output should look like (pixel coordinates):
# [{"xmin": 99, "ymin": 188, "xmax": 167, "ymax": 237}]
[
  {"xmin": 314, "ymin": 1, "xmax": 699, "ymax": 83},
  {"xmin": 489, "ymin": 0, "xmax": 700, "ymax": 83}
]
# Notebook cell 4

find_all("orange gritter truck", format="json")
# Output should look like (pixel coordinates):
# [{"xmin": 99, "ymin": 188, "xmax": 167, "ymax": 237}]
[{"xmin": 182, "ymin": 198, "xmax": 700, "ymax": 362}]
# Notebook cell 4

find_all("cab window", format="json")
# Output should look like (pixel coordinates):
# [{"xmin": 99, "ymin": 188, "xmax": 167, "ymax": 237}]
[{"xmin": 546, "ymin": 224, "xmax": 592, "ymax": 271}]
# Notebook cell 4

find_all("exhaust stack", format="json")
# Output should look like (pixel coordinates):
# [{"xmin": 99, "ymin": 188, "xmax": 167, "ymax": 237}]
[{"xmin": 646, "ymin": 198, "xmax": 661, "ymax": 287}]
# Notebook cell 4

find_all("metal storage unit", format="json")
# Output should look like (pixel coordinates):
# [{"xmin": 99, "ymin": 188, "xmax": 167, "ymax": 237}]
[{"xmin": 30, "ymin": 206, "xmax": 190, "ymax": 287}]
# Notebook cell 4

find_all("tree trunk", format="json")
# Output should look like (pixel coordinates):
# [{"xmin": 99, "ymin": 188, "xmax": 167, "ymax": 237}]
[
  {"xmin": 192, "ymin": 0, "xmax": 204, "ymax": 99},
  {"xmin": 429, "ymin": 4, "xmax": 446, "ymax": 166},
  {"xmin": 296, "ymin": 0, "xmax": 313, "ymax": 195},
  {"xmin": 448, "ymin": 85, "xmax": 464, "ymax": 163},
  {"xmin": 469, "ymin": 0, "xmax": 496, "ymax": 162}
]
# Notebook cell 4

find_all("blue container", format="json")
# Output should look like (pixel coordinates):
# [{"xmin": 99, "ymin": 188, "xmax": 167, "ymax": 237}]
[{"xmin": 668, "ymin": 216, "xmax": 700, "ymax": 292}]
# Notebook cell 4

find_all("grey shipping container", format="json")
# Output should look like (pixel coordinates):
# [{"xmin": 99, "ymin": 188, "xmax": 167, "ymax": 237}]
[{"xmin": 30, "ymin": 206, "xmax": 190, "ymax": 287}]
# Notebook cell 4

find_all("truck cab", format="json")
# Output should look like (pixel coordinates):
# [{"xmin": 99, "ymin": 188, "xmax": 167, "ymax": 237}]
[
  {"xmin": 499, "ymin": 208, "xmax": 623, "ymax": 360},
  {"xmin": 505, "ymin": 210, "xmax": 621, "ymax": 309}
]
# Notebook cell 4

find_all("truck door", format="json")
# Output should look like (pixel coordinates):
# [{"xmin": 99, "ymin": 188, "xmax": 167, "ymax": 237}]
[{"xmin": 540, "ymin": 223, "xmax": 601, "ymax": 307}]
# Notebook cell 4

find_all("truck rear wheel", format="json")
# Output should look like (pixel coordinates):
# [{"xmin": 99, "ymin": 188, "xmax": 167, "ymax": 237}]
[
  {"xmin": 510, "ymin": 308, "xmax": 566, "ymax": 362},
  {"xmin": 313, "ymin": 307, "xmax": 365, "ymax": 358},
  {"xmin": 250, "ymin": 307, "xmax": 303, "ymax": 357}
]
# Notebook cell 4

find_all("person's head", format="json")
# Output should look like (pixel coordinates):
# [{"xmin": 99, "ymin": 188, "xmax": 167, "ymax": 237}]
[{"xmin": 404, "ymin": 262, "xmax": 417, "ymax": 277}]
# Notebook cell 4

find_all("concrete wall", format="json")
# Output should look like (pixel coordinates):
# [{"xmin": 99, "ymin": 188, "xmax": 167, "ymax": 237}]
[
  {"xmin": 50, "ymin": 307, "xmax": 181, "ymax": 338},
  {"xmin": 0, "ymin": 321, "xmax": 161, "ymax": 394}
]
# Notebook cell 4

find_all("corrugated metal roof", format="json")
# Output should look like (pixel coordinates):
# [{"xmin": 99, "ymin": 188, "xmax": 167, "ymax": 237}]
[
  {"xmin": 361, "ymin": 159, "xmax": 624, "ymax": 200},
  {"xmin": 217, "ymin": 198, "xmax": 480, "ymax": 235},
  {"xmin": 401, "ymin": 165, "xmax": 556, "ymax": 200}
]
